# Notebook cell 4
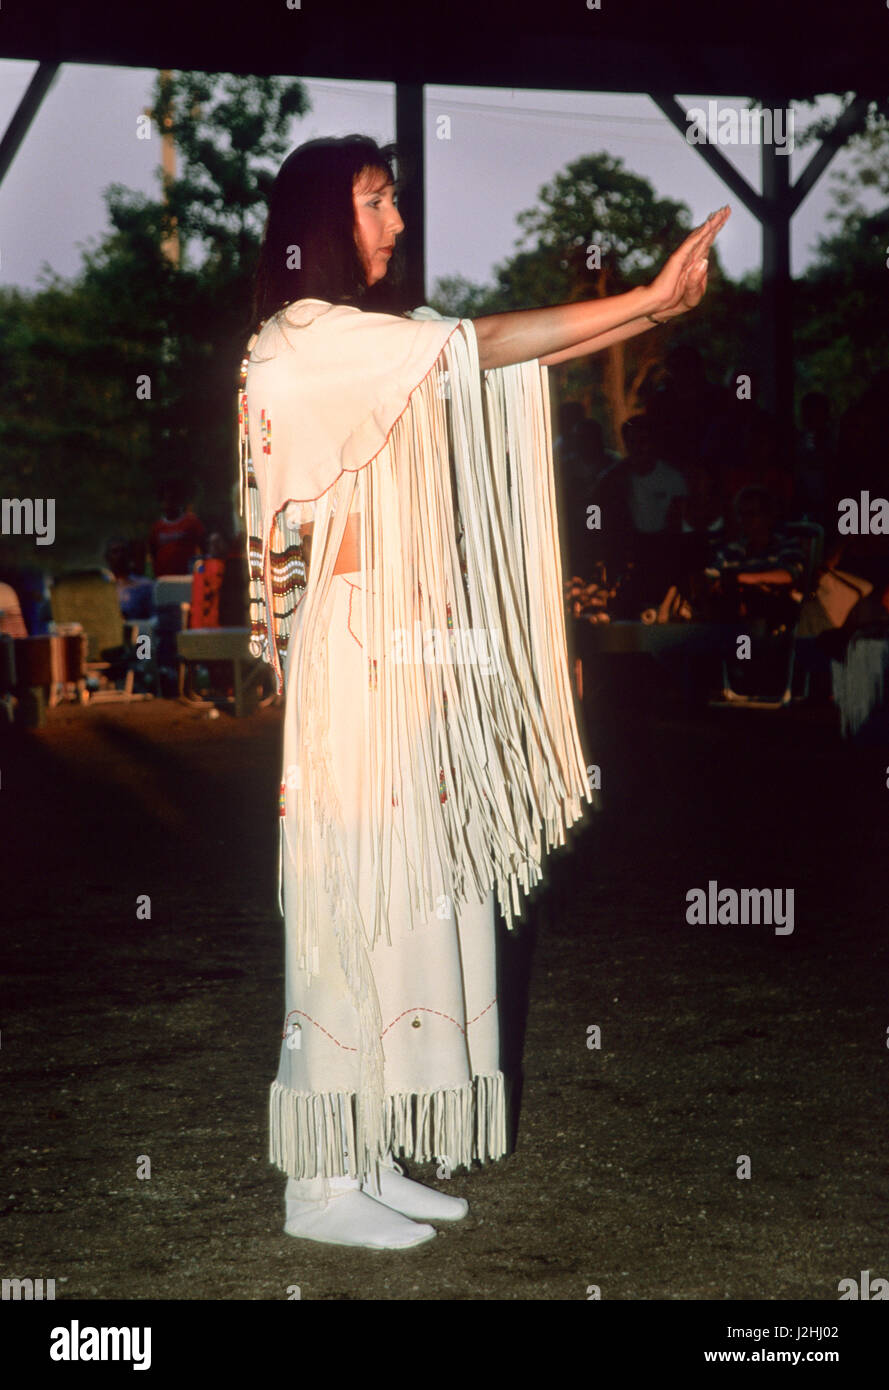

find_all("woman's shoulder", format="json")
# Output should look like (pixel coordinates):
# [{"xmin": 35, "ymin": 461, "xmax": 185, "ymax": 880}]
[
  {"xmin": 247, "ymin": 300, "xmax": 351, "ymax": 359},
  {"xmin": 280, "ymin": 299, "xmax": 338, "ymax": 328}
]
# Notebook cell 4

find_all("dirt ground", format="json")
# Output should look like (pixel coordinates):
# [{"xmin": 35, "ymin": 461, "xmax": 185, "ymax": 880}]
[{"xmin": 2, "ymin": 662, "xmax": 887, "ymax": 1302}]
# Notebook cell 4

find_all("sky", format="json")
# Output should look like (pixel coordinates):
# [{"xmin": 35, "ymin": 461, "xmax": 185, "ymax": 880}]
[{"xmin": 0, "ymin": 60, "xmax": 872, "ymax": 297}]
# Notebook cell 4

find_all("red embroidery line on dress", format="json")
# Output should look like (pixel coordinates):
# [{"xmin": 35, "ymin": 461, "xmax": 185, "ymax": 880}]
[
  {"xmin": 282, "ymin": 1011, "xmax": 356, "ymax": 1051},
  {"xmin": 282, "ymin": 997, "xmax": 496, "ymax": 1049},
  {"xmin": 380, "ymin": 1006, "xmax": 466, "ymax": 1040},
  {"xmin": 341, "ymin": 578, "xmax": 363, "ymax": 649}
]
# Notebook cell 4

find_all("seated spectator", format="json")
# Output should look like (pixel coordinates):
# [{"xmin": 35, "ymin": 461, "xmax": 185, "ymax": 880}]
[
  {"xmin": 708, "ymin": 485, "xmax": 805, "ymax": 631},
  {"xmin": 669, "ymin": 464, "xmax": 728, "ymax": 615},
  {"xmin": 591, "ymin": 413, "xmax": 689, "ymax": 611},
  {"xmin": 1, "ymin": 568, "xmax": 51, "ymax": 635},
  {"xmin": 0, "ymin": 580, "xmax": 28, "ymax": 637},
  {"xmin": 149, "ymin": 479, "xmax": 206, "ymax": 578},
  {"xmin": 104, "ymin": 539, "xmax": 155, "ymax": 620},
  {"xmin": 798, "ymin": 532, "xmax": 889, "ymax": 643},
  {"xmin": 594, "ymin": 414, "xmax": 688, "ymax": 535},
  {"xmin": 623, "ymin": 413, "xmax": 688, "ymax": 535},
  {"xmin": 794, "ymin": 379, "xmax": 889, "ymax": 664},
  {"xmin": 681, "ymin": 462, "xmax": 726, "ymax": 537}
]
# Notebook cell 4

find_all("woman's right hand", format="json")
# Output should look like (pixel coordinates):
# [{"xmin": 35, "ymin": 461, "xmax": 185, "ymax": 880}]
[{"xmin": 646, "ymin": 207, "xmax": 731, "ymax": 321}]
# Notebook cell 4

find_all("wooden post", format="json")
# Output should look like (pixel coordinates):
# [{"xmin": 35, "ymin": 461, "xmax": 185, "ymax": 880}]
[
  {"xmin": 650, "ymin": 92, "xmax": 871, "ymax": 495},
  {"xmin": 760, "ymin": 124, "xmax": 793, "ymax": 469},
  {"xmin": 395, "ymin": 83, "xmax": 426, "ymax": 308}
]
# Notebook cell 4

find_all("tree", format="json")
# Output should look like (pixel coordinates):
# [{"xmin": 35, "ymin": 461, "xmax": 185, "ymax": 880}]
[
  {"xmin": 97, "ymin": 71, "xmax": 311, "ymax": 524},
  {"xmin": 793, "ymin": 98, "xmax": 889, "ymax": 415},
  {"xmin": 142, "ymin": 71, "xmax": 308, "ymax": 272},
  {"xmin": 0, "ymin": 72, "xmax": 309, "ymax": 571},
  {"xmin": 428, "ymin": 151, "xmax": 746, "ymax": 450}
]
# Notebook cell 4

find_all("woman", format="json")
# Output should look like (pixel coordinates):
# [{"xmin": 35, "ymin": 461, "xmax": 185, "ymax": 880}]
[{"xmin": 239, "ymin": 135, "xmax": 729, "ymax": 1250}]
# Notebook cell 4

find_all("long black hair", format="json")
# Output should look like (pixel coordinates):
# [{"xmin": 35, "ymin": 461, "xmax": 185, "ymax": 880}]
[{"xmin": 250, "ymin": 134, "xmax": 412, "ymax": 331}]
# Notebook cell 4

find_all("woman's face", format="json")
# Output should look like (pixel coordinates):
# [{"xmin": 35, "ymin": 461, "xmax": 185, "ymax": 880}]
[{"xmin": 352, "ymin": 166, "xmax": 404, "ymax": 285}]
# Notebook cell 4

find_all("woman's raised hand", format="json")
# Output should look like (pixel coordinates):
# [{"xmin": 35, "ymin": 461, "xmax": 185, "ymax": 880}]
[{"xmin": 647, "ymin": 206, "xmax": 731, "ymax": 322}]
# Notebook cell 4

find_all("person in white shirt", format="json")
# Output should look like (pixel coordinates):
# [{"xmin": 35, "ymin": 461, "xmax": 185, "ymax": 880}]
[{"xmin": 622, "ymin": 413, "xmax": 688, "ymax": 534}]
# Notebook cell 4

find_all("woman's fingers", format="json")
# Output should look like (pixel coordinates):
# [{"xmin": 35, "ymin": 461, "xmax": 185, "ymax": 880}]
[
  {"xmin": 698, "ymin": 217, "xmax": 725, "ymax": 255},
  {"xmin": 676, "ymin": 215, "xmax": 721, "ymax": 273},
  {"xmin": 684, "ymin": 211, "xmax": 726, "ymax": 275},
  {"xmin": 692, "ymin": 207, "xmax": 729, "ymax": 252},
  {"xmin": 703, "ymin": 207, "xmax": 730, "ymax": 248},
  {"xmin": 685, "ymin": 260, "xmax": 708, "ymax": 306},
  {"xmin": 651, "ymin": 206, "xmax": 728, "ymax": 313},
  {"xmin": 693, "ymin": 208, "xmax": 726, "ymax": 241},
  {"xmin": 691, "ymin": 211, "xmax": 726, "ymax": 258}
]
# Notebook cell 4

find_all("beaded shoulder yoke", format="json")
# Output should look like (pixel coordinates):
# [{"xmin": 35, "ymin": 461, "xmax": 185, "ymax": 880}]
[{"xmin": 237, "ymin": 336, "xmax": 300, "ymax": 682}]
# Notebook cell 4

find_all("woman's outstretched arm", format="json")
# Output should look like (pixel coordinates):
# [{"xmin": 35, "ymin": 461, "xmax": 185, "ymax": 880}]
[
  {"xmin": 472, "ymin": 206, "xmax": 730, "ymax": 372},
  {"xmin": 536, "ymin": 313, "xmax": 659, "ymax": 368}
]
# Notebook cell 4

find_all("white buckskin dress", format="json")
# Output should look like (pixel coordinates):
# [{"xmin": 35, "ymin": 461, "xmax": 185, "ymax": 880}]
[{"xmin": 238, "ymin": 298, "xmax": 593, "ymax": 1195}]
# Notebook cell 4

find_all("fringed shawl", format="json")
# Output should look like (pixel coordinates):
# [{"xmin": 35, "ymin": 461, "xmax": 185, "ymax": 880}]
[
  {"xmin": 238, "ymin": 298, "xmax": 593, "ymax": 961},
  {"xmin": 831, "ymin": 634, "xmax": 889, "ymax": 737}
]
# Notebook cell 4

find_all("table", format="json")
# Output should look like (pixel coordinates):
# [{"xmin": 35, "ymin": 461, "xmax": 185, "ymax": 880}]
[{"xmin": 175, "ymin": 626, "xmax": 270, "ymax": 717}]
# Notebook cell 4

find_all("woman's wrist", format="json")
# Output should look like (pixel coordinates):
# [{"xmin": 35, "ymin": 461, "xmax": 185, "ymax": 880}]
[
  {"xmin": 624, "ymin": 284, "xmax": 661, "ymax": 323},
  {"xmin": 635, "ymin": 284, "xmax": 668, "ymax": 321}
]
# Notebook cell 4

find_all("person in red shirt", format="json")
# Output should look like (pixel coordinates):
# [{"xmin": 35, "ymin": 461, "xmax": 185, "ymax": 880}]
[{"xmin": 149, "ymin": 480, "xmax": 206, "ymax": 577}]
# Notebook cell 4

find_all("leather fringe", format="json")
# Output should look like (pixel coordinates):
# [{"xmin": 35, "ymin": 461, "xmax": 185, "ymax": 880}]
[
  {"xmin": 248, "ymin": 314, "xmax": 593, "ymax": 1186},
  {"xmin": 269, "ymin": 1072, "xmax": 507, "ymax": 1180},
  {"xmin": 831, "ymin": 636, "xmax": 889, "ymax": 737}
]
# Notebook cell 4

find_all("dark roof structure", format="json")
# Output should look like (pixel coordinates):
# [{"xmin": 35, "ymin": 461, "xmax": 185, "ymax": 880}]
[
  {"xmin": 1, "ymin": 0, "xmax": 886, "ymax": 452},
  {"xmin": 0, "ymin": 0, "xmax": 886, "ymax": 97}
]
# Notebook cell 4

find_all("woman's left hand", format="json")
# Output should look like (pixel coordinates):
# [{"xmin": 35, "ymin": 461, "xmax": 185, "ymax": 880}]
[
  {"xmin": 652, "ymin": 254, "xmax": 709, "ymax": 323},
  {"xmin": 648, "ymin": 206, "xmax": 730, "ymax": 322}
]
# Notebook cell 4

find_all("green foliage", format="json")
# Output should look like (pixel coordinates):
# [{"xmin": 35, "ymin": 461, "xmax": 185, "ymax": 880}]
[
  {"xmin": 0, "ymin": 71, "xmax": 308, "ymax": 571},
  {"xmin": 793, "ymin": 101, "xmax": 889, "ymax": 413},
  {"xmin": 148, "ymin": 72, "xmax": 308, "ymax": 265},
  {"xmin": 430, "ymin": 151, "xmax": 754, "ymax": 445},
  {"xmin": 512, "ymin": 152, "xmax": 691, "ymax": 281},
  {"xmin": 431, "ymin": 128, "xmax": 889, "ymax": 444},
  {"xmin": 428, "ymin": 274, "xmax": 497, "ymax": 318},
  {"xmin": 2, "ymin": 96, "xmax": 886, "ymax": 574}
]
